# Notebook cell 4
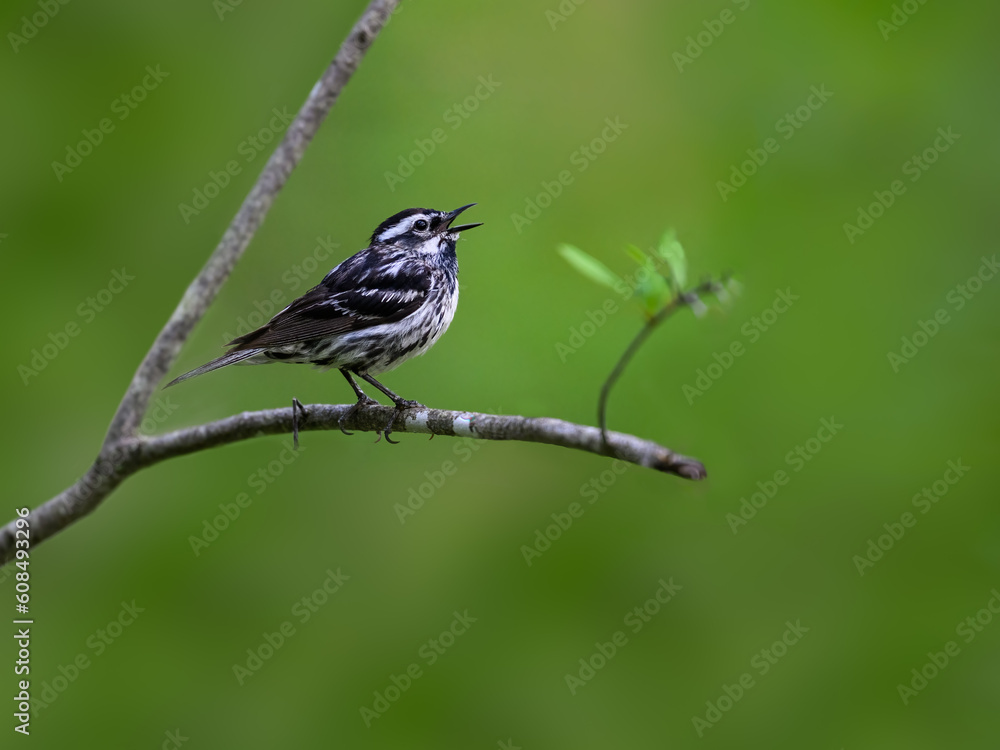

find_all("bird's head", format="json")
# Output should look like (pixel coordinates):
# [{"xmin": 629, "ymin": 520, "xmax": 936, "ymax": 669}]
[{"xmin": 370, "ymin": 204, "xmax": 482, "ymax": 254}]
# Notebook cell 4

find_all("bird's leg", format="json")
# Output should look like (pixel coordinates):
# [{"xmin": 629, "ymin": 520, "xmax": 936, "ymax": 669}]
[
  {"xmin": 339, "ymin": 370, "xmax": 379, "ymax": 436},
  {"xmin": 291, "ymin": 398, "xmax": 308, "ymax": 449},
  {"xmin": 358, "ymin": 372, "xmax": 422, "ymax": 445}
]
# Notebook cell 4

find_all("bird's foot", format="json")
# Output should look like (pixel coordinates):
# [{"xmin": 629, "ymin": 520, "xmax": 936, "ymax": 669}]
[
  {"xmin": 377, "ymin": 399, "xmax": 422, "ymax": 445},
  {"xmin": 339, "ymin": 396, "xmax": 379, "ymax": 436}
]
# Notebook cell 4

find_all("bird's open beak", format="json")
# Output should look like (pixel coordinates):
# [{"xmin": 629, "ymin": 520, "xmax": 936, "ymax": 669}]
[{"xmin": 442, "ymin": 203, "xmax": 483, "ymax": 233}]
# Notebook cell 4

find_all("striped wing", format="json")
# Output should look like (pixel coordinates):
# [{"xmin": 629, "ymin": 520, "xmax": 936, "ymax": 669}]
[{"xmin": 228, "ymin": 254, "xmax": 430, "ymax": 351}]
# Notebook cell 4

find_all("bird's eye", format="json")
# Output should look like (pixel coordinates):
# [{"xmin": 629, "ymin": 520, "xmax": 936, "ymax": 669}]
[{"xmin": 414, "ymin": 219, "xmax": 429, "ymax": 231}]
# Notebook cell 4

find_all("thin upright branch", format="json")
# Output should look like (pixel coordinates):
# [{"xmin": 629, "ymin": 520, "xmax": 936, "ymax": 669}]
[
  {"xmin": 598, "ymin": 279, "xmax": 725, "ymax": 452},
  {"xmin": 103, "ymin": 0, "xmax": 400, "ymax": 449}
]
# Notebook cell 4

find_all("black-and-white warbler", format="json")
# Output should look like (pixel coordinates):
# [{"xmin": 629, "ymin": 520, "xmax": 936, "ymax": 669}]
[{"xmin": 166, "ymin": 204, "xmax": 482, "ymax": 441}]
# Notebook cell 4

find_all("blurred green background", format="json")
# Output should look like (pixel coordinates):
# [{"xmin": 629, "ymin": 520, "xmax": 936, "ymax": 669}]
[{"xmin": 2, "ymin": 0, "xmax": 998, "ymax": 747}]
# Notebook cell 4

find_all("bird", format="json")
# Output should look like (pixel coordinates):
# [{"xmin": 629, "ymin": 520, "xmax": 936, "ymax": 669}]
[{"xmin": 165, "ymin": 204, "xmax": 482, "ymax": 443}]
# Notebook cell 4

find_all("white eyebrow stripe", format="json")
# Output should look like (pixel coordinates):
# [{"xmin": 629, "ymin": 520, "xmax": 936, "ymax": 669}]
[{"xmin": 377, "ymin": 216, "xmax": 421, "ymax": 242}]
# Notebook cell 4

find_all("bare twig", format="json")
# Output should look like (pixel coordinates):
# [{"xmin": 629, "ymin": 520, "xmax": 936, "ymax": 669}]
[
  {"xmin": 103, "ymin": 0, "xmax": 400, "ymax": 449},
  {"xmin": 598, "ymin": 279, "xmax": 724, "ymax": 453}
]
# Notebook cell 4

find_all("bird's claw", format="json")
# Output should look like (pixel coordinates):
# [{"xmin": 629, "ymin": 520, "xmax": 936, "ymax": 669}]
[
  {"xmin": 379, "ymin": 400, "xmax": 422, "ymax": 445},
  {"xmin": 339, "ymin": 396, "xmax": 379, "ymax": 436}
]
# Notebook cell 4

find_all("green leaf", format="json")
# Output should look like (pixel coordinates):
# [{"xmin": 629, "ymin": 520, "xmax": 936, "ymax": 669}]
[
  {"xmin": 624, "ymin": 244, "xmax": 672, "ymax": 315},
  {"xmin": 638, "ymin": 275, "xmax": 669, "ymax": 316},
  {"xmin": 624, "ymin": 244, "xmax": 649, "ymax": 266},
  {"xmin": 558, "ymin": 244, "xmax": 623, "ymax": 291},
  {"xmin": 656, "ymin": 229, "xmax": 687, "ymax": 289}
]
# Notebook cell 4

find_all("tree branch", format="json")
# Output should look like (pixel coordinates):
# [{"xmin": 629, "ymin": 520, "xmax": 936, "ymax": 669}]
[
  {"xmin": 1, "ymin": 0, "xmax": 709, "ymax": 569},
  {"xmin": 1, "ymin": 403, "xmax": 706, "ymax": 565},
  {"xmin": 102, "ymin": 0, "xmax": 400, "ymax": 449},
  {"xmin": 2, "ymin": 0, "xmax": 398, "ymax": 565}
]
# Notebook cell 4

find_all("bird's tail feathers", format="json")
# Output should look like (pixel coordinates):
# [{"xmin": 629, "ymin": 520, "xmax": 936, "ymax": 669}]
[{"xmin": 164, "ymin": 349, "xmax": 263, "ymax": 388}]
